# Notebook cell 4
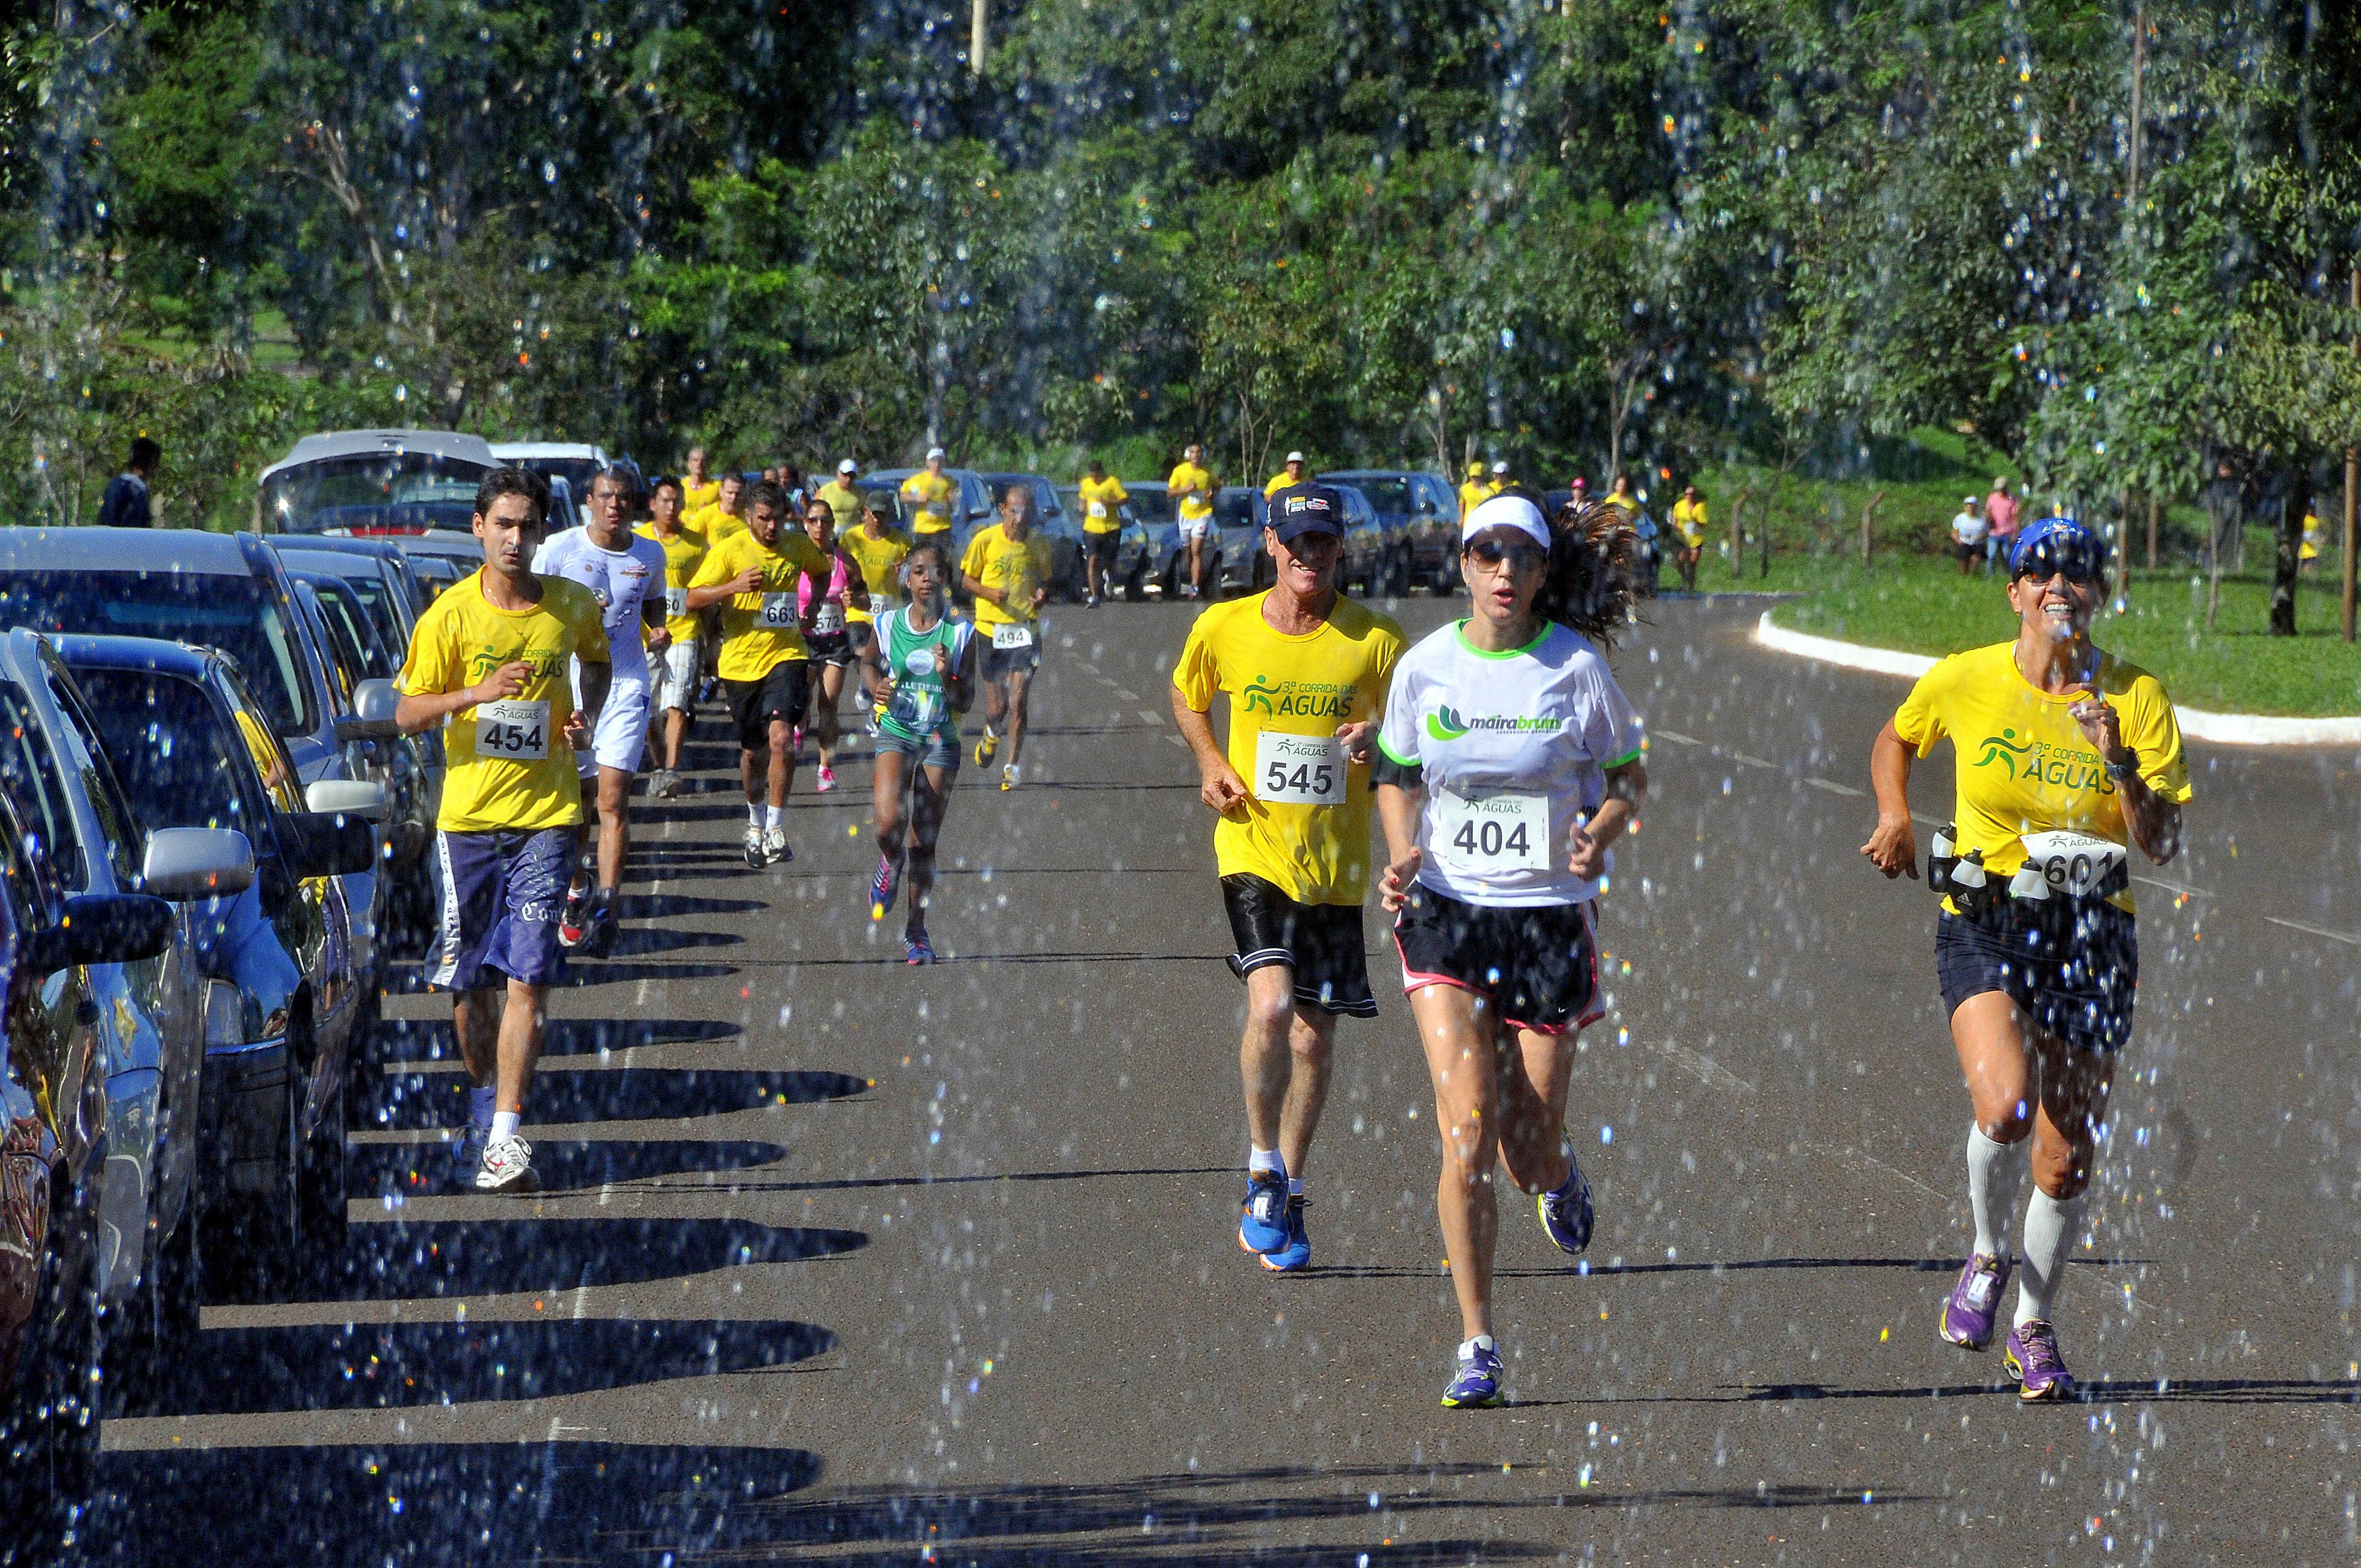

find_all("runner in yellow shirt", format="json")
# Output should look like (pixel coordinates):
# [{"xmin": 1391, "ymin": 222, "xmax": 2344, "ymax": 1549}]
[
  {"xmin": 1263, "ymin": 450, "xmax": 1308, "ymax": 499},
  {"xmin": 395, "ymin": 467, "xmax": 612, "ymax": 1195},
  {"xmin": 1077, "ymin": 459, "xmax": 1130, "ymax": 607},
  {"xmin": 1456, "ymin": 460, "xmax": 1490, "ymax": 520},
  {"xmin": 1171, "ymin": 482, "xmax": 1405, "ymax": 1272},
  {"xmin": 634, "ymin": 476, "xmax": 708, "ymax": 797},
  {"xmin": 1168, "ymin": 442, "xmax": 1219, "ymax": 601},
  {"xmin": 683, "ymin": 480, "xmax": 833, "ymax": 868},
  {"xmin": 815, "ymin": 458, "xmax": 866, "ymax": 534},
  {"xmin": 960, "ymin": 484, "xmax": 1056, "ymax": 790},
  {"xmin": 1669, "ymin": 484, "xmax": 1708, "ymax": 596},
  {"xmin": 1862, "ymin": 514, "xmax": 2190, "ymax": 1402},
  {"xmin": 692, "ymin": 471, "xmax": 749, "ymax": 543},
  {"xmin": 680, "ymin": 446, "xmax": 720, "ymax": 514},
  {"xmin": 901, "ymin": 447, "xmax": 959, "ymax": 540},
  {"xmin": 840, "ymin": 493, "xmax": 915, "ymax": 625}
]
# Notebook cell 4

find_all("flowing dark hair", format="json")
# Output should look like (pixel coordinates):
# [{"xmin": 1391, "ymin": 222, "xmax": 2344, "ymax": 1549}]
[{"xmin": 1522, "ymin": 488, "xmax": 1645, "ymax": 650}]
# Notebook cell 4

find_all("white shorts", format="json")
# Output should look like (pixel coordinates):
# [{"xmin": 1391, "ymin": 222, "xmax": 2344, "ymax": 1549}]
[
  {"xmin": 652, "ymin": 639, "xmax": 700, "ymax": 713},
  {"xmin": 1178, "ymin": 515, "xmax": 1210, "ymax": 542},
  {"xmin": 578, "ymin": 677, "xmax": 651, "ymax": 776}
]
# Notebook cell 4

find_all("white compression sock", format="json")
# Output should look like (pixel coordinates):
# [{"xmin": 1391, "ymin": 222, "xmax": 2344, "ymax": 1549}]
[
  {"xmin": 747, "ymin": 802, "xmax": 763, "ymax": 826},
  {"xmin": 765, "ymin": 804, "xmax": 786, "ymax": 830},
  {"xmin": 489, "ymin": 1109, "xmax": 521, "ymax": 1144},
  {"xmin": 2016, "ymin": 1189, "xmax": 2083, "ymax": 1327},
  {"xmin": 1966, "ymin": 1126, "xmax": 2022, "ymax": 1259},
  {"xmin": 1459, "ymin": 1335, "xmax": 1495, "ymax": 1358},
  {"xmin": 1248, "ymin": 1147, "xmax": 1285, "ymax": 1181},
  {"xmin": 469, "ymin": 1085, "xmax": 497, "ymax": 1129}
]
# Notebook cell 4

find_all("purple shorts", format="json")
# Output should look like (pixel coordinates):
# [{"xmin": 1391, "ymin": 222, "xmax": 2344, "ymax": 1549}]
[{"xmin": 429, "ymin": 826, "xmax": 576, "ymax": 990}]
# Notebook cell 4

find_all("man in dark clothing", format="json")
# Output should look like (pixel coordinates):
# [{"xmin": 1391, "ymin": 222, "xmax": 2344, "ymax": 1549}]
[{"xmin": 97, "ymin": 437, "xmax": 159, "ymax": 527}]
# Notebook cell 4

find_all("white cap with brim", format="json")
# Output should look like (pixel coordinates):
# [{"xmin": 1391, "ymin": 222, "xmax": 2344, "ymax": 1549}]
[
  {"xmin": 1463, "ymin": 494, "xmax": 1552, "ymax": 551},
  {"xmin": 840, "ymin": 459, "xmax": 859, "ymax": 475},
  {"xmin": 1490, "ymin": 461, "xmax": 1509, "ymax": 475},
  {"xmin": 926, "ymin": 447, "xmax": 946, "ymax": 461},
  {"xmin": 1285, "ymin": 451, "xmax": 1305, "ymax": 464}
]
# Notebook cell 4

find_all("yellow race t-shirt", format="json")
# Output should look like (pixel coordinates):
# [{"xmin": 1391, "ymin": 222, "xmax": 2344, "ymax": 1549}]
[
  {"xmin": 687, "ymin": 527, "xmax": 832, "ymax": 682},
  {"xmin": 815, "ymin": 478, "xmax": 865, "ymax": 535},
  {"xmin": 693, "ymin": 504, "xmax": 749, "ymax": 546},
  {"xmin": 634, "ymin": 521, "xmax": 710, "ymax": 644},
  {"xmin": 1672, "ymin": 497, "xmax": 1709, "ymax": 548},
  {"xmin": 960, "ymin": 523, "xmax": 1056, "ymax": 629},
  {"xmin": 1172, "ymin": 593, "xmax": 1406, "ymax": 906},
  {"xmin": 1892, "ymin": 642, "xmax": 2191, "ymax": 914},
  {"xmin": 398, "ymin": 570, "xmax": 611, "ymax": 834},
  {"xmin": 1266, "ymin": 471, "xmax": 1307, "ymax": 499},
  {"xmin": 840, "ymin": 525, "xmax": 914, "ymax": 623},
  {"xmin": 1078, "ymin": 475, "xmax": 1130, "ymax": 534},
  {"xmin": 680, "ymin": 478, "xmax": 721, "ymax": 513},
  {"xmin": 901, "ymin": 471, "xmax": 958, "ymax": 535},
  {"xmin": 1166, "ymin": 462, "xmax": 1215, "ymax": 522}
]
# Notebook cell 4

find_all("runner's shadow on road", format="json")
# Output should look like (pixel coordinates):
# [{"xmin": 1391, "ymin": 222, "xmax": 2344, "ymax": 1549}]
[
  {"xmin": 307, "ymin": 1214, "xmax": 867, "ymax": 1303},
  {"xmin": 91, "ymin": 1443, "xmax": 826, "ymax": 1568},
  {"xmin": 554, "ymin": 959, "xmax": 742, "ymax": 986},
  {"xmin": 355, "ymin": 1137, "xmax": 790, "ymax": 1195},
  {"xmin": 591, "ymin": 925, "xmax": 744, "ymax": 958},
  {"xmin": 134, "ymin": 1314, "xmax": 839, "ymax": 1416},
  {"xmin": 372, "ymin": 1015, "xmax": 743, "ymax": 1064},
  {"xmin": 618, "ymin": 892, "xmax": 768, "ymax": 918},
  {"xmin": 364, "ymin": 1068, "xmax": 868, "ymax": 1130}
]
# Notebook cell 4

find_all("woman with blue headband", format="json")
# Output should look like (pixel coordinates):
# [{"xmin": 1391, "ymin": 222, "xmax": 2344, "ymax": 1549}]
[{"xmin": 1860, "ymin": 514, "xmax": 2191, "ymax": 1401}]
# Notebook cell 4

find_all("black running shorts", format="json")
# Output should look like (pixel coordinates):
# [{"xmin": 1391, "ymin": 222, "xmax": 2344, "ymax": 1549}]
[
  {"xmin": 1936, "ymin": 897, "xmax": 2137, "ymax": 1054},
  {"xmin": 1391, "ymin": 885, "xmax": 1603, "ymax": 1036},
  {"xmin": 1220, "ymin": 873, "xmax": 1377, "ymax": 1018},
  {"xmin": 724, "ymin": 660, "xmax": 810, "ymax": 752}
]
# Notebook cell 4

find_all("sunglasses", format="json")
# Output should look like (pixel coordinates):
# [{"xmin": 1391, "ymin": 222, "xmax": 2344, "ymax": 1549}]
[
  {"xmin": 2012, "ymin": 537, "xmax": 2104, "ymax": 584},
  {"xmin": 1463, "ymin": 538, "xmax": 1549, "ymax": 570}
]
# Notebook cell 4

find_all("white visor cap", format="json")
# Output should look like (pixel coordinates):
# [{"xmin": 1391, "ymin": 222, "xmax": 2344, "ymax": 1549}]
[{"xmin": 1462, "ymin": 494, "xmax": 1552, "ymax": 551}]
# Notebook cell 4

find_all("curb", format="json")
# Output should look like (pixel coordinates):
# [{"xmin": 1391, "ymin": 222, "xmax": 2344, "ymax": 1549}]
[{"xmin": 1751, "ymin": 611, "xmax": 2361, "ymax": 748}]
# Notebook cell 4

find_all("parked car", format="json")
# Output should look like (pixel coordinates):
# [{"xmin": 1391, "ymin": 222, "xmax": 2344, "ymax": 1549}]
[
  {"xmin": 1322, "ymin": 469, "xmax": 1456, "ymax": 592},
  {"xmin": 1111, "ymin": 481, "xmax": 1178, "ymax": 599},
  {"xmin": 405, "ymin": 551, "xmax": 463, "ymax": 603},
  {"xmin": 388, "ymin": 529, "xmax": 486, "ymax": 584},
  {"xmin": 269, "ymin": 538, "xmax": 440, "ymax": 820},
  {"xmin": 0, "ymin": 632, "xmax": 253, "ymax": 1397},
  {"xmin": 0, "ymin": 529, "xmax": 402, "ymax": 1004},
  {"xmin": 1209, "ymin": 486, "xmax": 1270, "ymax": 594},
  {"xmin": 285, "ymin": 570, "xmax": 433, "ymax": 879},
  {"xmin": 62, "ymin": 638, "xmax": 376, "ymax": 1299},
  {"xmin": 976, "ymin": 471, "xmax": 1087, "ymax": 599},
  {"xmin": 255, "ymin": 428, "xmax": 496, "ymax": 535},
  {"xmin": 0, "ymin": 781, "xmax": 175, "ymax": 1559}
]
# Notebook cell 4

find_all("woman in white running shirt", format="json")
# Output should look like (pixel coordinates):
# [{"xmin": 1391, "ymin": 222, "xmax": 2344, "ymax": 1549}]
[{"xmin": 1374, "ymin": 492, "xmax": 1649, "ymax": 1409}]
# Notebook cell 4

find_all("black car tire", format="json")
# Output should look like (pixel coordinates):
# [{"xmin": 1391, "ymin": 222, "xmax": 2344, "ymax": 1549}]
[
  {"xmin": 0, "ymin": 1158, "xmax": 102, "ymax": 1567},
  {"xmin": 1386, "ymin": 545, "xmax": 1413, "ymax": 599},
  {"xmin": 1122, "ymin": 563, "xmax": 1147, "ymax": 603}
]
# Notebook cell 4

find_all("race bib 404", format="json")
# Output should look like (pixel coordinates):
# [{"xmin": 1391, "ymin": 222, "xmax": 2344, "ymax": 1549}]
[{"xmin": 1435, "ymin": 787, "xmax": 1552, "ymax": 873}]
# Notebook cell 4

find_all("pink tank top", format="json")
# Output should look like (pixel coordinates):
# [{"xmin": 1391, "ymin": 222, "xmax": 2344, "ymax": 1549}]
[{"xmin": 798, "ymin": 551, "xmax": 852, "ymax": 614}]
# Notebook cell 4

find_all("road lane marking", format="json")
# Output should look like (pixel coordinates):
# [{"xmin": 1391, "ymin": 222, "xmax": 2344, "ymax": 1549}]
[
  {"xmin": 2265, "ymin": 915, "xmax": 2360, "ymax": 945},
  {"xmin": 1166, "ymin": 734, "xmax": 1188, "ymax": 749},
  {"xmin": 1729, "ymin": 752, "xmax": 1777, "ymax": 769},
  {"xmin": 1806, "ymin": 778, "xmax": 1863, "ymax": 797},
  {"xmin": 1137, "ymin": 709, "xmax": 1165, "ymax": 725},
  {"xmin": 1651, "ymin": 729, "xmax": 1701, "ymax": 745}
]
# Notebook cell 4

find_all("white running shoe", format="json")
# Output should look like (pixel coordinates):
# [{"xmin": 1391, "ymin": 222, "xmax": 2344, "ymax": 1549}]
[
  {"xmin": 474, "ymin": 1135, "xmax": 538, "ymax": 1193},
  {"xmin": 1000, "ymin": 763, "xmax": 1020, "ymax": 791},
  {"xmin": 815, "ymin": 764, "xmax": 837, "ymax": 794},
  {"xmin": 743, "ymin": 823, "xmax": 765, "ymax": 868},
  {"xmin": 760, "ymin": 825, "xmax": 793, "ymax": 864}
]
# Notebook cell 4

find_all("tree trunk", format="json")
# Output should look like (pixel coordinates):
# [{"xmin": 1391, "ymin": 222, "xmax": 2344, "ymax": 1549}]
[
  {"xmin": 1728, "ymin": 486, "xmax": 1753, "ymax": 581},
  {"xmin": 2271, "ymin": 464, "xmax": 2309, "ymax": 635},
  {"xmin": 1860, "ymin": 489, "xmax": 1885, "ymax": 568},
  {"xmin": 2145, "ymin": 494, "xmax": 2159, "ymax": 570}
]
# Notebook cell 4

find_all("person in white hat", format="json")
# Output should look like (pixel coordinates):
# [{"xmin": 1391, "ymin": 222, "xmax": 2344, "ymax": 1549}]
[
  {"xmin": 817, "ymin": 458, "xmax": 866, "ymax": 535},
  {"xmin": 902, "ymin": 447, "xmax": 958, "ymax": 540},
  {"xmin": 1263, "ymin": 450, "xmax": 1309, "ymax": 499}
]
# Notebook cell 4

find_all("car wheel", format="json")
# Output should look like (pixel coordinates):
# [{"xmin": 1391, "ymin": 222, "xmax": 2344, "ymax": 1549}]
[
  {"xmin": 1122, "ymin": 564, "xmax": 1146, "ymax": 603},
  {"xmin": 206, "ymin": 1061, "xmax": 304, "ymax": 1304},
  {"xmin": 0, "ymin": 1157, "xmax": 102, "ymax": 1566},
  {"xmin": 1386, "ymin": 546, "xmax": 1413, "ymax": 599}
]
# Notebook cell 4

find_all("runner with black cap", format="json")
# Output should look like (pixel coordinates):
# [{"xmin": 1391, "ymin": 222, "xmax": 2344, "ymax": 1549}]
[
  {"xmin": 1172, "ymin": 482, "xmax": 1406, "ymax": 1272},
  {"xmin": 1375, "ymin": 491, "xmax": 1649, "ymax": 1408},
  {"xmin": 1862, "ymin": 511, "xmax": 2190, "ymax": 1402}
]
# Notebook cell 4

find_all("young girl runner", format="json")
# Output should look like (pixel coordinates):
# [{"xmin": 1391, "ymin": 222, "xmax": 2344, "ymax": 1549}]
[{"xmin": 861, "ymin": 541, "xmax": 977, "ymax": 965}]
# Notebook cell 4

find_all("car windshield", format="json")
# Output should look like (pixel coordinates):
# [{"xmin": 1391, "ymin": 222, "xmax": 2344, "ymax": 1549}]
[
  {"xmin": 71, "ymin": 669, "xmax": 264, "ymax": 839},
  {"xmin": 0, "ymin": 569, "xmax": 317, "ymax": 739},
  {"xmin": 1341, "ymin": 476, "xmax": 1413, "ymax": 513},
  {"xmin": 1126, "ymin": 488, "xmax": 1176, "ymax": 524},
  {"xmin": 259, "ymin": 451, "xmax": 489, "ymax": 533},
  {"xmin": 309, "ymin": 579, "xmax": 391, "ymax": 682},
  {"xmin": 0, "ymin": 681, "xmax": 89, "ymax": 892},
  {"xmin": 1214, "ymin": 491, "xmax": 1258, "ymax": 526},
  {"xmin": 515, "ymin": 457, "xmax": 602, "ymax": 496},
  {"xmin": 341, "ymin": 574, "xmax": 410, "ymax": 653}
]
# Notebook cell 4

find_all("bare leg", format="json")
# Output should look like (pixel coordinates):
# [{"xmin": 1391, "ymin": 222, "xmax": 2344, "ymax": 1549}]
[
  {"xmin": 904, "ymin": 763, "xmax": 953, "ymax": 928},
  {"xmin": 662, "ymin": 705, "xmax": 689, "ymax": 770},
  {"xmin": 813, "ymin": 663, "xmax": 845, "ymax": 769},
  {"xmin": 594, "ymin": 764, "xmax": 631, "ymax": 892},
  {"xmin": 1277, "ymin": 1006, "xmax": 1336, "ymax": 1179},
  {"xmin": 1000, "ymin": 666, "xmax": 1035, "ymax": 767},
  {"xmin": 765, "ymin": 718, "xmax": 795, "ymax": 807},
  {"xmin": 1238, "ymin": 965, "xmax": 1297, "ymax": 1161},
  {"xmin": 1494, "ymin": 1026, "xmax": 1577, "ymax": 1195},
  {"xmin": 495, "ymin": 977, "xmax": 545, "ymax": 1115},
  {"xmin": 453, "ymin": 987, "xmax": 502, "ymax": 1090},
  {"xmin": 872, "ymin": 748, "xmax": 909, "ymax": 864},
  {"xmin": 1951, "ymin": 991, "xmax": 2038, "ymax": 1146},
  {"xmin": 1412, "ymin": 982, "xmax": 1503, "ymax": 1342}
]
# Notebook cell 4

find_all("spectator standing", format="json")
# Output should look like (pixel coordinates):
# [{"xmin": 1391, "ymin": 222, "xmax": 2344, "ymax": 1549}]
[
  {"xmin": 1983, "ymin": 477, "xmax": 2020, "ymax": 576},
  {"xmin": 98, "ymin": 438, "xmax": 159, "ymax": 528},
  {"xmin": 1950, "ymin": 496, "xmax": 1988, "ymax": 575}
]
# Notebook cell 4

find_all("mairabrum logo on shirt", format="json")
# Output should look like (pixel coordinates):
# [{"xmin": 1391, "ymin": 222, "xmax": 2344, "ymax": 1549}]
[
  {"xmin": 1426, "ymin": 703, "xmax": 1563, "ymax": 741},
  {"xmin": 1972, "ymin": 728, "xmax": 2110, "ymax": 792},
  {"xmin": 1242, "ymin": 675, "xmax": 1356, "ymax": 718}
]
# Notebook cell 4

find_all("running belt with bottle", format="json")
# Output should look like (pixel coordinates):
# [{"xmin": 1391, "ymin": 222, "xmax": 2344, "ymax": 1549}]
[
  {"xmin": 1378, "ymin": 622, "xmax": 1644, "ymax": 906},
  {"xmin": 876, "ymin": 606, "xmax": 975, "ymax": 743}
]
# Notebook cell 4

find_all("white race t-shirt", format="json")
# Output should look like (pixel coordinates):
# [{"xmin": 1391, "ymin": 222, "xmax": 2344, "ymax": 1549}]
[
  {"xmin": 533, "ymin": 526, "xmax": 670, "ymax": 685},
  {"xmin": 1377, "ymin": 620, "xmax": 1645, "ymax": 907},
  {"xmin": 1951, "ymin": 509, "xmax": 1988, "ymax": 546}
]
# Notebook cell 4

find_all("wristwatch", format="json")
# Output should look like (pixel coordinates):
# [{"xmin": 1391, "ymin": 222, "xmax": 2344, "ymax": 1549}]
[{"xmin": 2103, "ymin": 750, "xmax": 2139, "ymax": 783}]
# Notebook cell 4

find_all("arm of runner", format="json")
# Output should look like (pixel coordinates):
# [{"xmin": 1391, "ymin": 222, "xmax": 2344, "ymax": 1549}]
[
  {"xmin": 570, "ymin": 658, "xmax": 612, "ymax": 748},
  {"xmin": 641, "ymin": 591, "xmax": 672, "ymax": 654},
  {"xmin": 1170, "ymin": 690, "xmax": 1248, "ymax": 816},
  {"xmin": 1375, "ymin": 781, "xmax": 1423, "ymax": 913},
  {"xmin": 1567, "ymin": 759, "xmax": 1647, "ymax": 881},
  {"xmin": 946, "ymin": 628, "xmax": 979, "ymax": 714},
  {"xmin": 687, "ymin": 566, "xmax": 760, "ymax": 611},
  {"xmin": 2070, "ymin": 686, "xmax": 2183, "ymax": 866},
  {"xmin": 1334, "ymin": 719, "xmax": 1373, "ymax": 765},
  {"xmin": 1860, "ymin": 720, "xmax": 1919, "ymax": 879},
  {"xmin": 395, "ymin": 662, "xmax": 526, "ymax": 734}
]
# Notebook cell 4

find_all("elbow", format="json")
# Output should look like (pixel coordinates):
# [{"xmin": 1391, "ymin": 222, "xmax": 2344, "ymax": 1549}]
[{"xmin": 393, "ymin": 697, "xmax": 432, "ymax": 736}]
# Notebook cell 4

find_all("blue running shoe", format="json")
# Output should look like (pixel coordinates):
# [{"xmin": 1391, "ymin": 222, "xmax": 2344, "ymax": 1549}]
[
  {"xmin": 903, "ymin": 928, "xmax": 937, "ymax": 966},
  {"xmin": 871, "ymin": 854, "xmax": 900, "ymax": 919},
  {"xmin": 449, "ymin": 1123, "xmax": 488, "ymax": 1190},
  {"xmin": 1536, "ymin": 1147, "xmax": 1594, "ymax": 1256},
  {"xmin": 1237, "ymin": 1172, "xmax": 1288, "ymax": 1255},
  {"xmin": 1260, "ymin": 1196, "xmax": 1310, "ymax": 1272},
  {"xmin": 1440, "ymin": 1342, "xmax": 1505, "ymax": 1409}
]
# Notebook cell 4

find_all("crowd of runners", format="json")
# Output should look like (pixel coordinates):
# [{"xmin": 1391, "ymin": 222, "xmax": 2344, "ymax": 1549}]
[{"xmin": 395, "ymin": 448, "xmax": 2189, "ymax": 1409}]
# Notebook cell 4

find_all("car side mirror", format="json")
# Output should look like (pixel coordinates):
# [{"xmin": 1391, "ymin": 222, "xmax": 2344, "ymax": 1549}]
[
  {"xmin": 279, "ymin": 810, "xmax": 380, "ymax": 879},
  {"xmin": 23, "ymin": 892, "xmax": 175, "ymax": 971},
  {"xmin": 334, "ymin": 678, "xmax": 401, "ymax": 743},
  {"xmin": 306, "ymin": 778, "xmax": 389, "ymax": 823},
  {"xmin": 142, "ymin": 827, "xmax": 257, "ymax": 901}
]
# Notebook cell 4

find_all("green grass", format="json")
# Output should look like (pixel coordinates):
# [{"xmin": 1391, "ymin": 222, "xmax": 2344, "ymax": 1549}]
[{"xmin": 1762, "ymin": 549, "xmax": 2361, "ymax": 717}]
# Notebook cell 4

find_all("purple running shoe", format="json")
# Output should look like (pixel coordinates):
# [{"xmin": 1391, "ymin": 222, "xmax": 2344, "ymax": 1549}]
[
  {"xmin": 1939, "ymin": 1252, "xmax": 2011, "ymax": 1351},
  {"xmin": 2003, "ymin": 1319, "xmax": 2073, "ymax": 1401}
]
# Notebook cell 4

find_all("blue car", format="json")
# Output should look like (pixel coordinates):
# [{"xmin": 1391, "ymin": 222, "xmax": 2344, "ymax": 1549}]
[{"xmin": 62, "ymin": 638, "xmax": 377, "ymax": 1297}]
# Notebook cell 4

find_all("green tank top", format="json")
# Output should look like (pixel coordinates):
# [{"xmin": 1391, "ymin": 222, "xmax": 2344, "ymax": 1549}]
[{"xmin": 877, "ymin": 605, "xmax": 973, "ymax": 742}]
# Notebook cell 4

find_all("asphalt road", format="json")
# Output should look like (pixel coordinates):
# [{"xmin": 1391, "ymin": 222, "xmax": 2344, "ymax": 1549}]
[{"xmin": 85, "ymin": 593, "xmax": 2361, "ymax": 1566}]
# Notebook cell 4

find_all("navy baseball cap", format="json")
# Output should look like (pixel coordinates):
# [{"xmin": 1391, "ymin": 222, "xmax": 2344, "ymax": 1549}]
[
  {"xmin": 1269, "ymin": 484, "xmax": 1345, "ymax": 543},
  {"xmin": 2007, "ymin": 514, "xmax": 2106, "ymax": 578}
]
